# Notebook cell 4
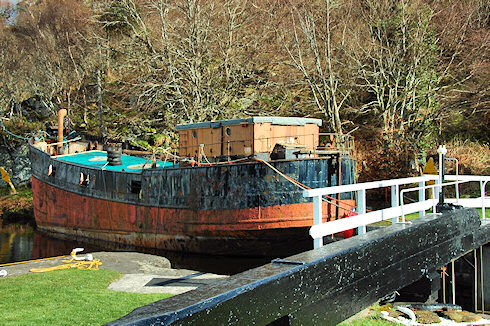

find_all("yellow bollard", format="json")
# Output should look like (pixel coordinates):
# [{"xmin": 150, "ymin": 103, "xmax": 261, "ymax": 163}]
[
  {"xmin": 423, "ymin": 158, "xmax": 437, "ymax": 199},
  {"xmin": 0, "ymin": 167, "xmax": 16, "ymax": 194}
]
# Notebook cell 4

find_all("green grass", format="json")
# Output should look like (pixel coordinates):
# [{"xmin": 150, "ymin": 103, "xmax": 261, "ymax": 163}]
[
  {"xmin": 339, "ymin": 304, "xmax": 395, "ymax": 325},
  {"xmin": 0, "ymin": 269, "xmax": 172, "ymax": 325},
  {"xmin": 0, "ymin": 185, "xmax": 32, "ymax": 198},
  {"xmin": 342, "ymin": 319, "xmax": 394, "ymax": 325},
  {"xmin": 477, "ymin": 208, "xmax": 490, "ymax": 219},
  {"xmin": 373, "ymin": 210, "xmax": 422, "ymax": 226},
  {"xmin": 373, "ymin": 207, "xmax": 489, "ymax": 227}
]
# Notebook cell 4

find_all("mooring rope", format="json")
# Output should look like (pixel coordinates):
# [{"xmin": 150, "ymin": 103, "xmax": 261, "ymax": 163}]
[
  {"xmin": 252, "ymin": 158, "xmax": 356, "ymax": 213},
  {"xmin": 0, "ymin": 119, "xmax": 29, "ymax": 140},
  {"xmin": 0, "ymin": 255, "xmax": 71, "ymax": 268},
  {"xmin": 30, "ymin": 258, "xmax": 102, "ymax": 273}
]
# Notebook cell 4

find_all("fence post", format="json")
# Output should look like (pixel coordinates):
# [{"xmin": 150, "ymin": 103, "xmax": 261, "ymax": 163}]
[
  {"xmin": 419, "ymin": 181, "xmax": 425, "ymax": 217},
  {"xmin": 313, "ymin": 195, "xmax": 323, "ymax": 249},
  {"xmin": 435, "ymin": 177, "xmax": 440, "ymax": 203},
  {"xmin": 437, "ymin": 145, "xmax": 447, "ymax": 207},
  {"xmin": 391, "ymin": 185, "xmax": 399, "ymax": 224},
  {"xmin": 357, "ymin": 189, "xmax": 366, "ymax": 234},
  {"xmin": 482, "ymin": 181, "xmax": 487, "ymax": 220}
]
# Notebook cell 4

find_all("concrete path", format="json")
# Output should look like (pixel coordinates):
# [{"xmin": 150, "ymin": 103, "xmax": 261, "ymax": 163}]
[
  {"xmin": 1, "ymin": 251, "xmax": 227, "ymax": 295},
  {"xmin": 109, "ymin": 272, "xmax": 228, "ymax": 294}
]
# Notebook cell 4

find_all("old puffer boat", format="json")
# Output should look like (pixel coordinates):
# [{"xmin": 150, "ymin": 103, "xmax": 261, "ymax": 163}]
[{"xmin": 28, "ymin": 112, "xmax": 356, "ymax": 256}]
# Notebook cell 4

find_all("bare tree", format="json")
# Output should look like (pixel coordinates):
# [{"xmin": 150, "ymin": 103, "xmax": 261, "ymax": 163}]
[
  {"xmin": 351, "ymin": 0, "xmax": 441, "ymax": 152},
  {"xmin": 98, "ymin": 0, "xmax": 260, "ymax": 129},
  {"xmin": 283, "ymin": 1, "xmax": 351, "ymax": 134}
]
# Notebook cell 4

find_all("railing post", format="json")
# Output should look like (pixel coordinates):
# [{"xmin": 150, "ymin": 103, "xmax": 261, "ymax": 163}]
[
  {"xmin": 357, "ymin": 189, "xmax": 366, "ymax": 235},
  {"xmin": 454, "ymin": 159, "xmax": 459, "ymax": 202},
  {"xmin": 434, "ymin": 177, "xmax": 440, "ymax": 203},
  {"xmin": 482, "ymin": 181, "xmax": 487, "ymax": 221},
  {"xmin": 437, "ymin": 145, "xmax": 447, "ymax": 208},
  {"xmin": 313, "ymin": 195, "xmax": 323, "ymax": 249},
  {"xmin": 419, "ymin": 181, "xmax": 425, "ymax": 217},
  {"xmin": 445, "ymin": 158, "xmax": 459, "ymax": 202},
  {"xmin": 391, "ymin": 185, "xmax": 399, "ymax": 224}
]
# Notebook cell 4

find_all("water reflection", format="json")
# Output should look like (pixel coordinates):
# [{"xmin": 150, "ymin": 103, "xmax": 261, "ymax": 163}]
[
  {"xmin": 0, "ymin": 232, "xmax": 34, "ymax": 264},
  {"xmin": 0, "ymin": 229, "xmax": 271, "ymax": 275}
]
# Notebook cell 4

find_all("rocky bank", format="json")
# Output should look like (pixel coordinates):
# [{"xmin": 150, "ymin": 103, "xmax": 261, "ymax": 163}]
[
  {"xmin": 0, "ymin": 141, "xmax": 31, "ymax": 188},
  {"xmin": 1, "ymin": 96, "xmax": 56, "ymax": 189}
]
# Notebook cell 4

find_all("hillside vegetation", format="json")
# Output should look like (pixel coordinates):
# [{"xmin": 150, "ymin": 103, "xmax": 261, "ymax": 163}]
[{"xmin": 0, "ymin": 0, "xmax": 488, "ymax": 177}]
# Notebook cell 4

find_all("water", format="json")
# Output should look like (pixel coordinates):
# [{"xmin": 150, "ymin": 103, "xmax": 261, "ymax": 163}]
[{"xmin": 0, "ymin": 229, "xmax": 271, "ymax": 275}]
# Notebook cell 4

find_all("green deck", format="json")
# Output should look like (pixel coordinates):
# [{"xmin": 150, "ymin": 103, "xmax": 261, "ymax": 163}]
[{"xmin": 55, "ymin": 150, "xmax": 176, "ymax": 171}]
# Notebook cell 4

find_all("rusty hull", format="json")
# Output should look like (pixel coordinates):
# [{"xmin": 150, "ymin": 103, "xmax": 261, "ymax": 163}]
[{"xmin": 29, "ymin": 142, "xmax": 356, "ymax": 256}]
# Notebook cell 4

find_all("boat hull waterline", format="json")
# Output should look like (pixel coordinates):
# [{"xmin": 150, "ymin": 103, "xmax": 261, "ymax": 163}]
[{"xmin": 29, "ymin": 142, "xmax": 356, "ymax": 256}]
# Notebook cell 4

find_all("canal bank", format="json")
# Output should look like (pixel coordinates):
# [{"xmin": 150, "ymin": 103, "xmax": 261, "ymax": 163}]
[
  {"xmin": 0, "ymin": 229, "xmax": 272, "ymax": 275},
  {"xmin": 0, "ymin": 251, "xmax": 227, "ymax": 295}
]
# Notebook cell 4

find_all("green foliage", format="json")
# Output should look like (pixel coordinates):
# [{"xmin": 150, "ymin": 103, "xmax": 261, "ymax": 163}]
[
  {"xmin": 133, "ymin": 139, "xmax": 150, "ymax": 150},
  {"xmin": 0, "ymin": 269, "xmax": 171, "ymax": 325},
  {"xmin": 0, "ymin": 185, "xmax": 32, "ymax": 200},
  {"xmin": 476, "ymin": 208, "xmax": 490, "ymax": 219},
  {"xmin": 340, "ymin": 303, "xmax": 398, "ymax": 325},
  {"xmin": 0, "ymin": 118, "xmax": 44, "ymax": 141}
]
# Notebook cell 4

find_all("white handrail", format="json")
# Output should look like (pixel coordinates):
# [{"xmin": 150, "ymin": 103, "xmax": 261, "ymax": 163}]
[
  {"xmin": 46, "ymin": 137, "xmax": 82, "ymax": 147},
  {"xmin": 303, "ymin": 175, "xmax": 436, "ymax": 197},
  {"xmin": 445, "ymin": 157, "xmax": 459, "ymax": 200},
  {"xmin": 399, "ymin": 180, "xmax": 465, "ymax": 222},
  {"xmin": 305, "ymin": 174, "xmax": 489, "ymax": 248}
]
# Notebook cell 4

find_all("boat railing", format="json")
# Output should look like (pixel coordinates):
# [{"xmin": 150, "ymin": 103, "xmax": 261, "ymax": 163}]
[
  {"xmin": 319, "ymin": 133, "xmax": 355, "ymax": 156},
  {"xmin": 45, "ymin": 137, "xmax": 82, "ymax": 149},
  {"xmin": 303, "ymin": 174, "xmax": 490, "ymax": 248}
]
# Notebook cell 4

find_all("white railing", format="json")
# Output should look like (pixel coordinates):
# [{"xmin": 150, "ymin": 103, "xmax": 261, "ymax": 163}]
[
  {"xmin": 444, "ymin": 175, "xmax": 489, "ymax": 219},
  {"xmin": 304, "ymin": 174, "xmax": 490, "ymax": 248}
]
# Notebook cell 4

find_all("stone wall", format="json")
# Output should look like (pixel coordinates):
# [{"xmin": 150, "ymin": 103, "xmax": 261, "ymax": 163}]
[
  {"xmin": 1, "ymin": 96, "xmax": 55, "ymax": 189},
  {"xmin": 0, "ymin": 141, "xmax": 31, "ymax": 188}
]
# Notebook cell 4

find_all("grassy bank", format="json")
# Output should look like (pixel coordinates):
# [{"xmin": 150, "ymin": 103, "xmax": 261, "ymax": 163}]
[
  {"xmin": 0, "ymin": 186, "xmax": 34, "ymax": 228},
  {"xmin": 0, "ymin": 269, "xmax": 171, "ymax": 325},
  {"xmin": 343, "ymin": 317, "xmax": 393, "ymax": 325},
  {"xmin": 0, "ymin": 267, "xmax": 392, "ymax": 325},
  {"xmin": 373, "ymin": 207, "xmax": 489, "ymax": 227},
  {"xmin": 340, "ymin": 303, "xmax": 397, "ymax": 325}
]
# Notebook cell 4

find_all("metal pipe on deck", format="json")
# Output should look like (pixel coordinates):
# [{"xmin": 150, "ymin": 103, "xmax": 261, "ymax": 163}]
[{"xmin": 57, "ymin": 109, "xmax": 67, "ymax": 154}]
